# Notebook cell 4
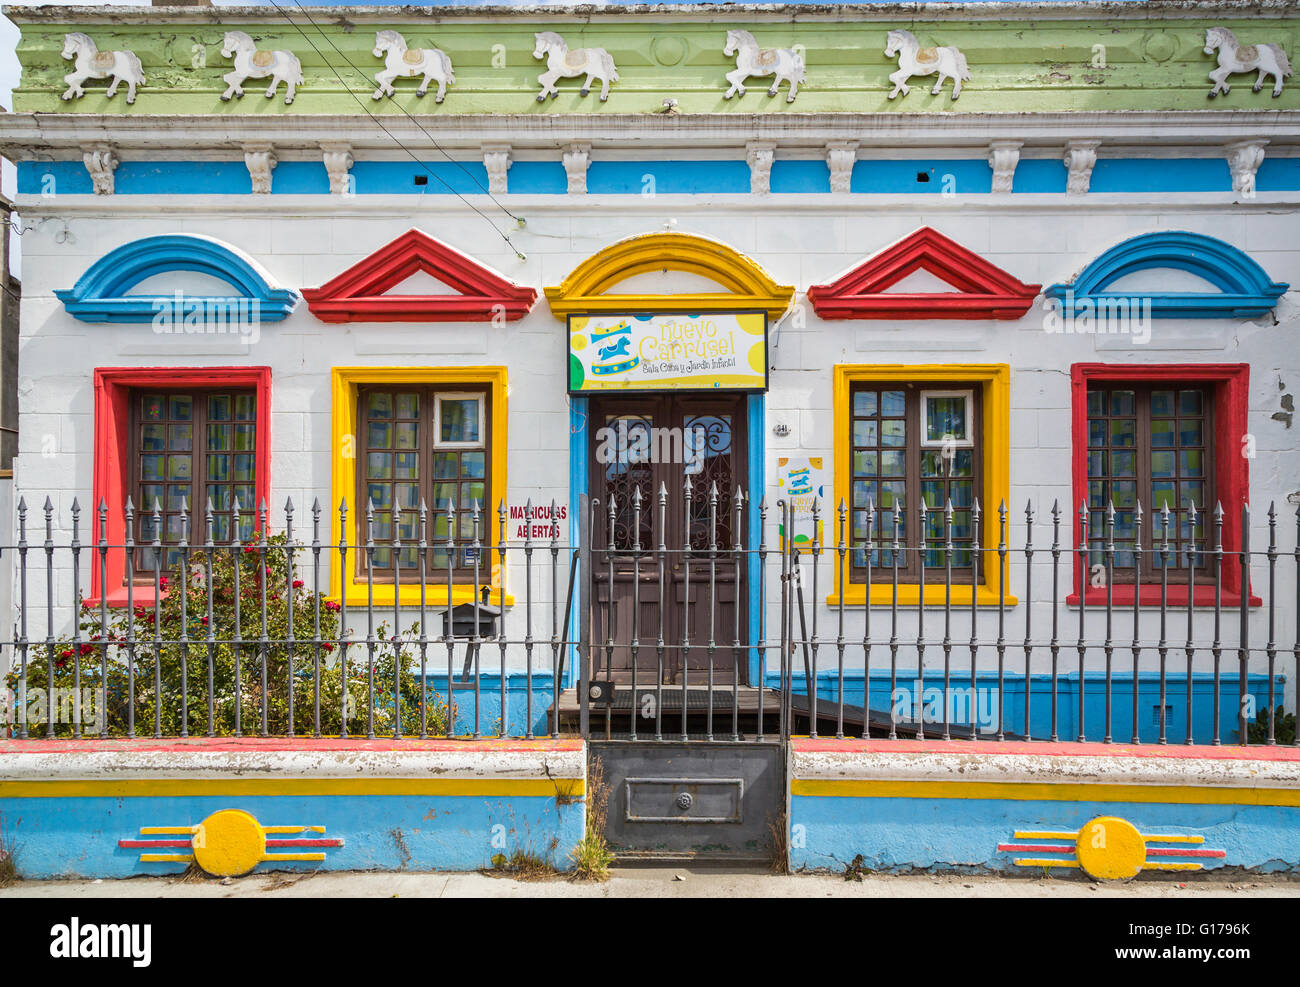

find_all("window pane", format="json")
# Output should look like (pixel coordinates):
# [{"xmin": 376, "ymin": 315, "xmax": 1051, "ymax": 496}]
[
  {"xmin": 1109, "ymin": 419, "xmax": 1135, "ymax": 447},
  {"xmin": 462, "ymin": 451, "xmax": 486, "ymax": 479},
  {"xmin": 853, "ymin": 451, "xmax": 877, "ymax": 477},
  {"xmin": 853, "ymin": 391, "xmax": 877, "ymax": 417},
  {"xmin": 207, "ymin": 424, "xmax": 231, "ymax": 451},
  {"xmin": 925, "ymin": 395, "xmax": 967, "ymax": 442},
  {"xmin": 881, "ymin": 391, "xmax": 905, "ymax": 417},
  {"xmin": 439, "ymin": 398, "xmax": 481, "ymax": 444},
  {"xmin": 169, "ymin": 395, "xmax": 193, "ymax": 421},
  {"xmin": 141, "ymin": 394, "xmax": 165, "ymax": 421},
  {"xmin": 208, "ymin": 394, "xmax": 231, "ymax": 421},
  {"xmin": 141, "ymin": 424, "xmax": 166, "ymax": 452},
  {"xmin": 395, "ymin": 392, "xmax": 419, "ymax": 419},
  {"xmin": 433, "ymin": 452, "xmax": 458, "ymax": 478},
  {"xmin": 1110, "ymin": 391, "xmax": 1135, "ymax": 415}
]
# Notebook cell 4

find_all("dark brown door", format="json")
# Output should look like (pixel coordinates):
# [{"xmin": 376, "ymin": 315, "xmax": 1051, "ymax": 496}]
[{"xmin": 589, "ymin": 394, "xmax": 747, "ymax": 685}]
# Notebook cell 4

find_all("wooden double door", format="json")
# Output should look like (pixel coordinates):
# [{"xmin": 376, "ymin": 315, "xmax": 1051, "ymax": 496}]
[{"xmin": 589, "ymin": 394, "xmax": 749, "ymax": 685}]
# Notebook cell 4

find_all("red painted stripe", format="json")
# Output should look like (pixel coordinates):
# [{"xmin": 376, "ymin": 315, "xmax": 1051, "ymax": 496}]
[
  {"xmin": 790, "ymin": 738, "xmax": 1300, "ymax": 762},
  {"xmin": 997, "ymin": 843, "xmax": 1074, "ymax": 854},
  {"xmin": 118, "ymin": 839, "xmax": 190, "ymax": 849},
  {"xmin": 0, "ymin": 737, "xmax": 582, "ymax": 754},
  {"xmin": 1145, "ymin": 847, "xmax": 1227, "ymax": 858},
  {"xmin": 265, "ymin": 838, "xmax": 343, "ymax": 848}
]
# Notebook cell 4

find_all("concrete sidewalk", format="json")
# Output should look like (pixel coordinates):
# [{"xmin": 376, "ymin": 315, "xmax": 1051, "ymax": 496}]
[{"xmin": 2, "ymin": 868, "xmax": 1297, "ymax": 898}]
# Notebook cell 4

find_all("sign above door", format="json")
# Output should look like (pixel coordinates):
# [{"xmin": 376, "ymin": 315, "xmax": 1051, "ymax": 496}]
[{"xmin": 568, "ymin": 312, "xmax": 768, "ymax": 393}]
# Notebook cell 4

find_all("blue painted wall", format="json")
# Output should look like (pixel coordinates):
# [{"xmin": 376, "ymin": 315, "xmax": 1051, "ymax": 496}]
[
  {"xmin": 422, "ymin": 672, "xmax": 558, "ymax": 737},
  {"xmin": 1, "ymin": 792, "xmax": 584, "ymax": 879},
  {"xmin": 772, "ymin": 669, "xmax": 1281, "ymax": 745},
  {"xmin": 23, "ymin": 157, "xmax": 1296, "ymax": 195},
  {"xmin": 790, "ymin": 795, "xmax": 1300, "ymax": 873}
]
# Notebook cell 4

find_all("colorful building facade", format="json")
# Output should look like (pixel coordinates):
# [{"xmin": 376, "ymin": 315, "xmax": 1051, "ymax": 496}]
[{"xmin": 0, "ymin": 1, "xmax": 1298, "ymax": 876}]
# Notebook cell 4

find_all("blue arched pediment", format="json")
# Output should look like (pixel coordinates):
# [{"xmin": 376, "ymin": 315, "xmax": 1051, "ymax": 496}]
[
  {"xmin": 55, "ymin": 234, "xmax": 298, "ymax": 323},
  {"xmin": 1044, "ymin": 231, "xmax": 1288, "ymax": 319}
]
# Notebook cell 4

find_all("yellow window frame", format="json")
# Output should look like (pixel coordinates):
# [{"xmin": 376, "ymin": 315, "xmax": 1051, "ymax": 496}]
[
  {"xmin": 829, "ymin": 363, "xmax": 1016, "ymax": 608},
  {"xmin": 330, "ymin": 366, "xmax": 511, "ymax": 607}
]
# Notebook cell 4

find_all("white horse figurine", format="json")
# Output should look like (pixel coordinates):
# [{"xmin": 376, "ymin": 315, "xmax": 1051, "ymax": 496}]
[
  {"xmin": 532, "ymin": 32, "xmax": 619, "ymax": 102},
  {"xmin": 372, "ymin": 30, "xmax": 455, "ymax": 102},
  {"xmin": 723, "ymin": 30, "xmax": 807, "ymax": 103},
  {"xmin": 1204, "ymin": 27, "xmax": 1292, "ymax": 98},
  {"xmin": 884, "ymin": 29, "xmax": 971, "ymax": 101},
  {"xmin": 220, "ymin": 30, "xmax": 304, "ymax": 105},
  {"xmin": 60, "ymin": 32, "xmax": 145, "ymax": 105}
]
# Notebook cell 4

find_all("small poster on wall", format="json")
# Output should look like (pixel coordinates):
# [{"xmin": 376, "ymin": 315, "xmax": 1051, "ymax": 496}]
[{"xmin": 776, "ymin": 456, "xmax": 826, "ymax": 549}]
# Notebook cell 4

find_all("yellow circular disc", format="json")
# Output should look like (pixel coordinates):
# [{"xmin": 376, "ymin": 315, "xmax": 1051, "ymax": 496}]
[
  {"xmin": 192, "ymin": 809, "xmax": 266, "ymax": 877},
  {"xmin": 1075, "ymin": 815, "xmax": 1146, "ymax": 880},
  {"xmin": 747, "ymin": 342, "xmax": 766, "ymax": 375},
  {"xmin": 570, "ymin": 333, "xmax": 588, "ymax": 352}
]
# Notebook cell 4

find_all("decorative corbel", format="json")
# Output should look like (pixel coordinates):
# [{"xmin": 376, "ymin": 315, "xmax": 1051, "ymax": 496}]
[
  {"xmin": 320, "ymin": 142, "xmax": 354, "ymax": 196},
  {"xmin": 82, "ymin": 144, "xmax": 118, "ymax": 196},
  {"xmin": 1063, "ymin": 139, "xmax": 1101, "ymax": 196},
  {"xmin": 826, "ymin": 141, "xmax": 859, "ymax": 194},
  {"xmin": 987, "ymin": 140, "xmax": 1022, "ymax": 195},
  {"xmin": 243, "ymin": 142, "xmax": 277, "ymax": 195},
  {"xmin": 562, "ymin": 142, "xmax": 590, "ymax": 195},
  {"xmin": 1225, "ymin": 139, "xmax": 1268, "ymax": 195},
  {"xmin": 746, "ymin": 141, "xmax": 777, "ymax": 196},
  {"xmin": 483, "ymin": 142, "xmax": 512, "ymax": 196}
]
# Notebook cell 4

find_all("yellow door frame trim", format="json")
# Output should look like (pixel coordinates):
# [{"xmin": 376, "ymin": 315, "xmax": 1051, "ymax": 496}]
[
  {"xmin": 830, "ymin": 363, "xmax": 1015, "ymax": 608},
  {"xmin": 330, "ymin": 366, "xmax": 512, "ymax": 607},
  {"xmin": 544, "ymin": 231, "xmax": 795, "ymax": 321}
]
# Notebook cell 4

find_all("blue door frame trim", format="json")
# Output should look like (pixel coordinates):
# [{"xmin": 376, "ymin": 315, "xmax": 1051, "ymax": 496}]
[{"xmin": 566, "ymin": 393, "xmax": 766, "ymax": 690}]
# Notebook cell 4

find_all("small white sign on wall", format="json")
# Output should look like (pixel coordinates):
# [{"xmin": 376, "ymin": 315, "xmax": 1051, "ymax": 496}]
[{"xmin": 776, "ymin": 456, "xmax": 826, "ymax": 548}]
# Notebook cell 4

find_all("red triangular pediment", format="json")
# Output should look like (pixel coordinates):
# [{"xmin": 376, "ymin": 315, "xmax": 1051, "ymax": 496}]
[
  {"xmin": 302, "ymin": 229, "xmax": 538, "ymax": 323},
  {"xmin": 807, "ymin": 227, "xmax": 1042, "ymax": 320}
]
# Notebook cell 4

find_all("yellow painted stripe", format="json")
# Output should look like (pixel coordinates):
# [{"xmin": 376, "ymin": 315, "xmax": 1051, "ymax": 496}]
[
  {"xmin": 1143, "ymin": 862, "xmax": 1204, "ymax": 871},
  {"xmin": 1014, "ymin": 830, "xmax": 1080, "ymax": 840},
  {"xmin": 140, "ymin": 853, "xmax": 194, "ymax": 863},
  {"xmin": 1014, "ymin": 858, "xmax": 1080, "ymax": 868},
  {"xmin": 0, "ymin": 778, "xmax": 584, "ymax": 799},
  {"xmin": 140, "ymin": 825, "xmax": 196, "ymax": 835},
  {"xmin": 1141, "ymin": 833, "xmax": 1205, "ymax": 844},
  {"xmin": 791, "ymin": 778, "xmax": 1300, "ymax": 807},
  {"xmin": 263, "ymin": 853, "xmax": 326, "ymax": 862},
  {"xmin": 263, "ymin": 825, "xmax": 310, "ymax": 834}
]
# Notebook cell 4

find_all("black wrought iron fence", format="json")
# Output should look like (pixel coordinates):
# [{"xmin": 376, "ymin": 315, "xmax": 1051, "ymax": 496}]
[
  {"xmin": 0, "ymin": 491, "xmax": 1295, "ymax": 746},
  {"xmin": 781, "ymin": 495, "xmax": 1297, "ymax": 747}
]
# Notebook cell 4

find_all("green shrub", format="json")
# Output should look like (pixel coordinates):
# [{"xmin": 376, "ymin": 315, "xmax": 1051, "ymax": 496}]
[{"xmin": 6, "ymin": 532, "xmax": 450, "ymax": 737}]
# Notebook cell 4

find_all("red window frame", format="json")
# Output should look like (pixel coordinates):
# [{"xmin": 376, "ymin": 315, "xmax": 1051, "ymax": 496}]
[
  {"xmin": 1068, "ymin": 363, "xmax": 1257, "ymax": 607},
  {"xmin": 89, "ymin": 367, "xmax": 272, "ymax": 607}
]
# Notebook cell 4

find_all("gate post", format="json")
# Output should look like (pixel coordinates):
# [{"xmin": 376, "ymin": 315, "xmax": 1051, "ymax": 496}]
[{"xmin": 578, "ymin": 493, "xmax": 591, "ymax": 739}]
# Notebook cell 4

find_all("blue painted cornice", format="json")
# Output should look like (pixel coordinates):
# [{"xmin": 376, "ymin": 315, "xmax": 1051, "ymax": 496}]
[
  {"xmin": 1043, "ymin": 231, "xmax": 1288, "ymax": 320},
  {"xmin": 55, "ymin": 234, "xmax": 298, "ymax": 323}
]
